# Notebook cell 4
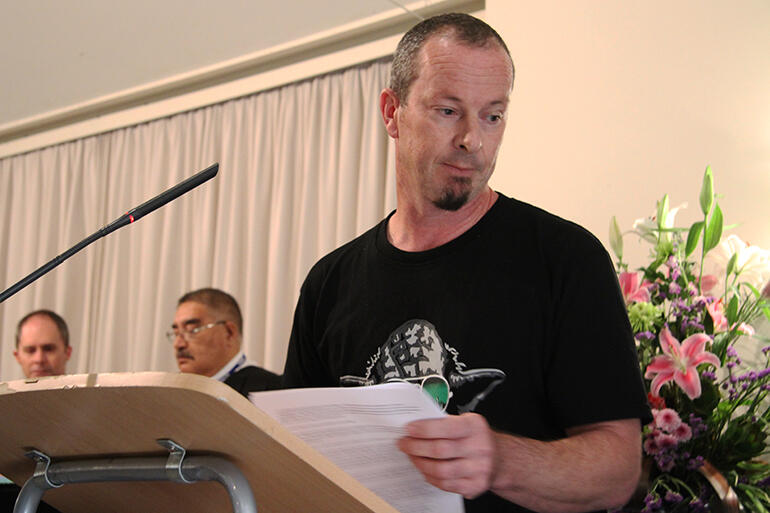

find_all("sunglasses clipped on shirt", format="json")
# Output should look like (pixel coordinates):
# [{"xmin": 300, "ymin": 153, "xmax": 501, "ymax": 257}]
[{"xmin": 385, "ymin": 374, "xmax": 452, "ymax": 411}]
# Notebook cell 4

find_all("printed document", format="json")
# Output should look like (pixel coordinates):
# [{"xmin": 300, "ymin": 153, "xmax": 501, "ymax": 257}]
[{"xmin": 250, "ymin": 383, "xmax": 464, "ymax": 513}]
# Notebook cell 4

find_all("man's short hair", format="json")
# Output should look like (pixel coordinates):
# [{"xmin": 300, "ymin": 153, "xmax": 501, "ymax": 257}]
[
  {"xmin": 390, "ymin": 12, "xmax": 514, "ymax": 103},
  {"xmin": 15, "ymin": 310, "xmax": 69, "ymax": 348},
  {"xmin": 177, "ymin": 288, "xmax": 243, "ymax": 335}
]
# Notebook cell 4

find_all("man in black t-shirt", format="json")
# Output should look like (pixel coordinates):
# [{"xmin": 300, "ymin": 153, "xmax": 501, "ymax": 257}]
[{"xmin": 283, "ymin": 13, "xmax": 650, "ymax": 513}]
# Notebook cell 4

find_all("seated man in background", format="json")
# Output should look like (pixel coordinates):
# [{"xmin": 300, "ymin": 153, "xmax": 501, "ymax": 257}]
[
  {"xmin": 3, "ymin": 310, "xmax": 69, "ymax": 513},
  {"xmin": 14, "ymin": 309, "xmax": 72, "ymax": 378},
  {"xmin": 169, "ymin": 288, "xmax": 281, "ymax": 396}
]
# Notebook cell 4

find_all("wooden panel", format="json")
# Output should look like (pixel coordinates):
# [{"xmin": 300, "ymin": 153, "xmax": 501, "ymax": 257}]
[{"xmin": 0, "ymin": 372, "xmax": 397, "ymax": 513}]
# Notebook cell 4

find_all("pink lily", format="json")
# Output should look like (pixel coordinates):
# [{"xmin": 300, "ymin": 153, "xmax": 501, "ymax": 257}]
[
  {"xmin": 618, "ymin": 271, "xmax": 652, "ymax": 304},
  {"xmin": 707, "ymin": 300, "xmax": 756, "ymax": 336},
  {"xmin": 736, "ymin": 323, "xmax": 755, "ymax": 336},
  {"xmin": 707, "ymin": 299, "xmax": 729, "ymax": 332},
  {"xmin": 700, "ymin": 274, "xmax": 719, "ymax": 293},
  {"xmin": 645, "ymin": 326, "xmax": 720, "ymax": 400}
]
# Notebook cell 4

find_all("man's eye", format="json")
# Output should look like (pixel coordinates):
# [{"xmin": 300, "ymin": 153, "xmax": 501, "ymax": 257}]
[
  {"xmin": 439, "ymin": 108, "xmax": 456, "ymax": 116},
  {"xmin": 488, "ymin": 114, "xmax": 502, "ymax": 123}
]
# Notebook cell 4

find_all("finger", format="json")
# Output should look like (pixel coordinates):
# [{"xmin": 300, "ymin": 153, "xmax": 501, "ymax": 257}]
[
  {"xmin": 406, "ymin": 412, "xmax": 487, "ymax": 439},
  {"xmin": 407, "ymin": 455, "xmax": 490, "ymax": 499},
  {"xmin": 408, "ymin": 452, "xmax": 492, "ymax": 481},
  {"xmin": 398, "ymin": 435, "xmax": 464, "ymax": 460}
]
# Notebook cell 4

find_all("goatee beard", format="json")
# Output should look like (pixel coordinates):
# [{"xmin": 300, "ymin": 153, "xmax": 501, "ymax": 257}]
[{"xmin": 432, "ymin": 178, "xmax": 471, "ymax": 211}]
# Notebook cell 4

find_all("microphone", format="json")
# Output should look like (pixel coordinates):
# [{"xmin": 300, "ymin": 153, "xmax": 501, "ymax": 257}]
[{"xmin": 0, "ymin": 163, "xmax": 219, "ymax": 303}]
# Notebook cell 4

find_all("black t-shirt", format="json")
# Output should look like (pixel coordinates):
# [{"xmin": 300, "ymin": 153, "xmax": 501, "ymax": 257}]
[
  {"xmin": 283, "ymin": 193, "xmax": 650, "ymax": 512},
  {"xmin": 224, "ymin": 365, "xmax": 282, "ymax": 396}
]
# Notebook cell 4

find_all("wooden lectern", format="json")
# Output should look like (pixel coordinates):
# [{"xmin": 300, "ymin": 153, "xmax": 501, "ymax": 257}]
[{"xmin": 0, "ymin": 372, "xmax": 398, "ymax": 513}]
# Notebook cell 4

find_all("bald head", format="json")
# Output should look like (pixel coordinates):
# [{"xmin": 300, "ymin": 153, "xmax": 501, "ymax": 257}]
[{"xmin": 14, "ymin": 310, "xmax": 72, "ymax": 378}]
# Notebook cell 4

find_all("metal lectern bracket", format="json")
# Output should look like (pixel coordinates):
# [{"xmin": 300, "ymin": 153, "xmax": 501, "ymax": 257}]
[
  {"xmin": 157, "ymin": 438, "xmax": 193, "ymax": 483},
  {"xmin": 24, "ymin": 449, "xmax": 62, "ymax": 489},
  {"xmin": 14, "ymin": 441, "xmax": 256, "ymax": 513}
]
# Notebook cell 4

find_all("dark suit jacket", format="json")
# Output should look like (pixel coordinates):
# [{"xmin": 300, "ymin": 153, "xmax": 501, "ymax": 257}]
[{"xmin": 224, "ymin": 365, "xmax": 282, "ymax": 397}]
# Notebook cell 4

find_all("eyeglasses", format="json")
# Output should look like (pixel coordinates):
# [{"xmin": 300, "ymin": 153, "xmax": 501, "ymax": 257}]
[
  {"xmin": 386, "ymin": 374, "xmax": 452, "ymax": 411},
  {"xmin": 165, "ymin": 320, "xmax": 226, "ymax": 343}
]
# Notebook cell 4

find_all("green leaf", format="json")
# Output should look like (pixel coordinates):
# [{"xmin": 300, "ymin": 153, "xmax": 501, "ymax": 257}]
[
  {"xmin": 685, "ymin": 221, "xmax": 705, "ymax": 257},
  {"xmin": 656, "ymin": 194, "xmax": 669, "ymax": 231},
  {"xmin": 609, "ymin": 216, "xmax": 623, "ymax": 261},
  {"xmin": 700, "ymin": 165, "xmax": 714, "ymax": 215},
  {"xmin": 693, "ymin": 378, "xmax": 721, "ymax": 414},
  {"xmin": 738, "ymin": 460, "xmax": 770, "ymax": 472},
  {"xmin": 726, "ymin": 252, "xmax": 738, "ymax": 277},
  {"xmin": 703, "ymin": 203, "xmax": 724, "ymax": 253},
  {"xmin": 727, "ymin": 294, "xmax": 739, "ymax": 324},
  {"xmin": 739, "ymin": 485, "xmax": 769, "ymax": 513},
  {"xmin": 742, "ymin": 282, "xmax": 761, "ymax": 299}
]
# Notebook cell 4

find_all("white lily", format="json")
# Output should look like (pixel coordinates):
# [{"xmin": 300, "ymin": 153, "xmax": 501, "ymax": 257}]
[
  {"xmin": 632, "ymin": 203, "xmax": 687, "ymax": 245},
  {"xmin": 705, "ymin": 234, "xmax": 770, "ymax": 291}
]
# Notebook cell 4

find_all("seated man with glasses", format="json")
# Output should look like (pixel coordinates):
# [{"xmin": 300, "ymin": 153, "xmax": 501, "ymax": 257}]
[{"xmin": 168, "ymin": 288, "xmax": 281, "ymax": 396}]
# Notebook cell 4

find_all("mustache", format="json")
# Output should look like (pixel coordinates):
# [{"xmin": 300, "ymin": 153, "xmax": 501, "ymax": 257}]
[{"xmin": 176, "ymin": 350, "xmax": 194, "ymax": 359}]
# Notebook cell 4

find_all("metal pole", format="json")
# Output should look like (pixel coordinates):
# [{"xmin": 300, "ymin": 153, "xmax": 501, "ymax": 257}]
[{"xmin": 14, "ymin": 452, "xmax": 256, "ymax": 513}]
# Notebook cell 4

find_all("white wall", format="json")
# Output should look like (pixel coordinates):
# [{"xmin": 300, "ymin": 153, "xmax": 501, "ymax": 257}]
[{"xmin": 488, "ymin": 1, "xmax": 770, "ymax": 267}]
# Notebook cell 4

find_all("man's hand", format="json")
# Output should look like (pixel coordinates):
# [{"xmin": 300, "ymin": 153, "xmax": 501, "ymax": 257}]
[{"xmin": 397, "ymin": 412, "xmax": 498, "ymax": 499}]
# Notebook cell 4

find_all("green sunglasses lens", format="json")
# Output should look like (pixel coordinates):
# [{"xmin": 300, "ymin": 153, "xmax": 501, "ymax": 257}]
[{"xmin": 421, "ymin": 376, "xmax": 449, "ymax": 409}]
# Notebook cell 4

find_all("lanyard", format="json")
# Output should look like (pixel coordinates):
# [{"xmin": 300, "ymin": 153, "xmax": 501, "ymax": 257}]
[{"xmin": 221, "ymin": 353, "xmax": 247, "ymax": 381}]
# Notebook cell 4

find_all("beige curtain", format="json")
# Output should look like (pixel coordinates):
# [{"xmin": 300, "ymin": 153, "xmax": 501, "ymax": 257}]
[{"xmin": 0, "ymin": 58, "xmax": 395, "ymax": 379}]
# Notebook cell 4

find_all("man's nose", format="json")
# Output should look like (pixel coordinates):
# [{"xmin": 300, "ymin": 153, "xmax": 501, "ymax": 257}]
[
  {"xmin": 172, "ymin": 334, "xmax": 186, "ymax": 350},
  {"xmin": 454, "ymin": 118, "xmax": 483, "ymax": 153},
  {"xmin": 31, "ymin": 349, "xmax": 46, "ymax": 362}
]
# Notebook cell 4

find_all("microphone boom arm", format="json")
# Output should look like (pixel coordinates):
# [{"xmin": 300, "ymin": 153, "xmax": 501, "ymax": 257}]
[{"xmin": 0, "ymin": 163, "xmax": 219, "ymax": 303}]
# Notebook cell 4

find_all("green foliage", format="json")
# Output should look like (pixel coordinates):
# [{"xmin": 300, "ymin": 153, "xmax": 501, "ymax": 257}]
[
  {"xmin": 703, "ymin": 203, "xmax": 724, "ymax": 253},
  {"xmin": 699, "ymin": 165, "xmax": 714, "ymax": 216},
  {"xmin": 685, "ymin": 221, "xmax": 704, "ymax": 258},
  {"xmin": 610, "ymin": 215, "xmax": 623, "ymax": 264}
]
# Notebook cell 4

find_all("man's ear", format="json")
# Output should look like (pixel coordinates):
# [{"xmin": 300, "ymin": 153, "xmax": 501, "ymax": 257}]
[
  {"xmin": 380, "ymin": 88, "xmax": 400, "ymax": 139},
  {"xmin": 65, "ymin": 345, "xmax": 72, "ymax": 361},
  {"xmin": 224, "ymin": 321, "xmax": 239, "ymax": 344}
]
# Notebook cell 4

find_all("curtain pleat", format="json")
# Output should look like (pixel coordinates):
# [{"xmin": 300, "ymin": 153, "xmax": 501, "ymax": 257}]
[{"xmin": 0, "ymin": 58, "xmax": 394, "ymax": 379}]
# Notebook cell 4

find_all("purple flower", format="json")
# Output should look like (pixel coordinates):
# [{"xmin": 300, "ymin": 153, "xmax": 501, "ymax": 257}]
[
  {"xmin": 664, "ymin": 491, "xmax": 683, "ymax": 503},
  {"xmin": 655, "ymin": 452, "xmax": 676, "ymax": 472},
  {"xmin": 687, "ymin": 455, "xmax": 705, "ymax": 470},
  {"xmin": 643, "ymin": 493, "xmax": 663, "ymax": 511},
  {"xmin": 689, "ymin": 498, "xmax": 708, "ymax": 513}
]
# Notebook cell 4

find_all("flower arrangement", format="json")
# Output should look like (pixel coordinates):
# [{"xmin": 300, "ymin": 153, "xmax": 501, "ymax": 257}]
[{"xmin": 609, "ymin": 167, "xmax": 770, "ymax": 512}]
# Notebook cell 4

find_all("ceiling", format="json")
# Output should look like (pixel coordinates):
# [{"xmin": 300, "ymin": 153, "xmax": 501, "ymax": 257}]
[{"xmin": 0, "ymin": 0, "xmax": 425, "ymax": 129}]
